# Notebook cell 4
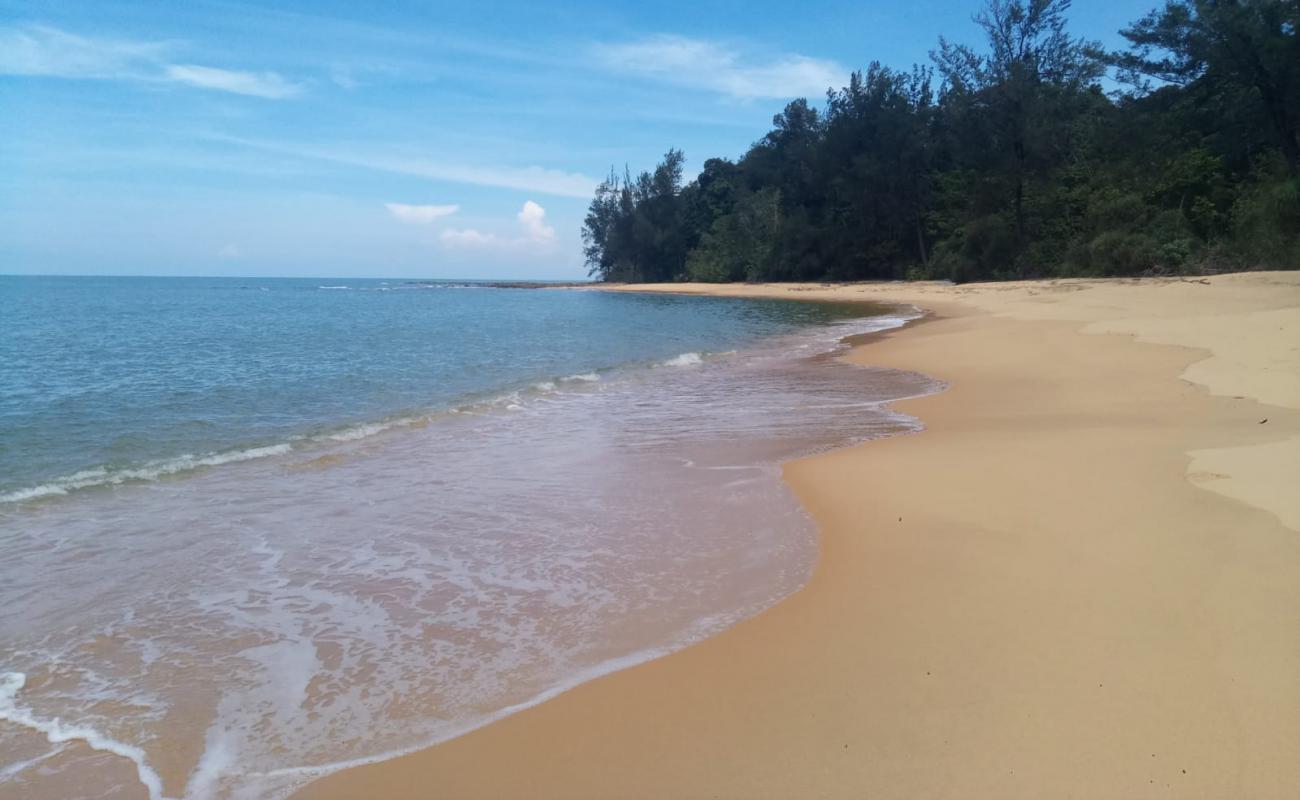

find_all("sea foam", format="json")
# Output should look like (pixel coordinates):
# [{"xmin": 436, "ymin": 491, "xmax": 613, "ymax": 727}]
[
  {"xmin": 661, "ymin": 352, "xmax": 703, "ymax": 367},
  {"xmin": 0, "ymin": 672, "xmax": 171, "ymax": 800}
]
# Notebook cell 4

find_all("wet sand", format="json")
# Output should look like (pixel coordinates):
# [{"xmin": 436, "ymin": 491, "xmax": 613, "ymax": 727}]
[{"xmin": 296, "ymin": 272, "xmax": 1300, "ymax": 799}]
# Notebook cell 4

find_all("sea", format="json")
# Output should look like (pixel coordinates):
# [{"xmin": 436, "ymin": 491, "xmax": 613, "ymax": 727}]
[{"xmin": 0, "ymin": 276, "xmax": 939, "ymax": 799}]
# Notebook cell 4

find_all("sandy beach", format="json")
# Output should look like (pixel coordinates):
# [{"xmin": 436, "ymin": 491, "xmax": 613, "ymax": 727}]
[{"xmin": 296, "ymin": 272, "xmax": 1300, "ymax": 799}]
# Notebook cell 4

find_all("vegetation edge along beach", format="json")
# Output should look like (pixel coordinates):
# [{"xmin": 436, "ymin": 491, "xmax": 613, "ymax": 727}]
[{"xmin": 581, "ymin": 0, "xmax": 1299, "ymax": 285}]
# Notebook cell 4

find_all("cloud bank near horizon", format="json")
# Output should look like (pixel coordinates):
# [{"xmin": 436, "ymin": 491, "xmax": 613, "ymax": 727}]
[
  {"xmin": 440, "ymin": 200, "xmax": 557, "ymax": 249},
  {"xmin": 384, "ymin": 202, "xmax": 461, "ymax": 224}
]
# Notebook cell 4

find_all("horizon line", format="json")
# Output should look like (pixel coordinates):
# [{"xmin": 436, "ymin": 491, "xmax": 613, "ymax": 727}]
[{"xmin": 0, "ymin": 272, "xmax": 594, "ymax": 282}]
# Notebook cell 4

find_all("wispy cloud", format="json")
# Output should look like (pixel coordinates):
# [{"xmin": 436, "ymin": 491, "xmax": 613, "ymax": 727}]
[
  {"xmin": 0, "ymin": 24, "xmax": 166, "ymax": 78},
  {"xmin": 327, "ymin": 62, "xmax": 404, "ymax": 91},
  {"xmin": 384, "ymin": 202, "xmax": 460, "ymax": 224},
  {"xmin": 213, "ymin": 135, "xmax": 597, "ymax": 198},
  {"xmin": 441, "ymin": 200, "xmax": 557, "ymax": 249},
  {"xmin": 371, "ymin": 159, "xmax": 596, "ymax": 199},
  {"xmin": 439, "ymin": 228, "xmax": 500, "ymax": 247},
  {"xmin": 164, "ymin": 64, "xmax": 300, "ymax": 99},
  {"xmin": 0, "ymin": 24, "xmax": 303, "ymax": 99},
  {"xmin": 593, "ymin": 35, "xmax": 844, "ymax": 100}
]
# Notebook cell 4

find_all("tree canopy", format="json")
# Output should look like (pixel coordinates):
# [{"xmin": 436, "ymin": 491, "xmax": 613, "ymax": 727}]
[{"xmin": 583, "ymin": 0, "xmax": 1299, "ymax": 283}]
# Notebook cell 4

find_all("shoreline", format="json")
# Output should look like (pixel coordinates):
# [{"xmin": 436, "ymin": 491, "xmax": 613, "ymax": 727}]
[
  {"xmin": 262, "ymin": 302, "xmax": 938, "ymax": 795},
  {"xmin": 0, "ymin": 294, "xmax": 877, "ymax": 509},
  {"xmin": 295, "ymin": 273, "xmax": 1300, "ymax": 799},
  {"xmin": 3, "ymin": 290, "xmax": 930, "ymax": 800}
]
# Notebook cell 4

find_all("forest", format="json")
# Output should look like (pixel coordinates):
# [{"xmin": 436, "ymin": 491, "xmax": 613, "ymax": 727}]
[{"xmin": 581, "ymin": 0, "xmax": 1299, "ymax": 283}]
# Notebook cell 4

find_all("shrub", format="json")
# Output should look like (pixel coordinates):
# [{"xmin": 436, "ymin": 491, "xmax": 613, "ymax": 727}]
[
  {"xmin": 1231, "ymin": 176, "xmax": 1300, "ymax": 268},
  {"xmin": 1087, "ymin": 231, "xmax": 1159, "ymax": 276}
]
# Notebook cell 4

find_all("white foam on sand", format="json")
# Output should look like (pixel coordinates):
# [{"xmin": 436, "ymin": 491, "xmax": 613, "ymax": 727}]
[{"xmin": 0, "ymin": 672, "xmax": 172, "ymax": 800}]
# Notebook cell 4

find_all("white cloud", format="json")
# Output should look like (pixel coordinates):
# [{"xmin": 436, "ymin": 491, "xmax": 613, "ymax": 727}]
[
  {"xmin": 0, "ymin": 24, "xmax": 302, "ymax": 99},
  {"xmin": 439, "ymin": 228, "xmax": 500, "ymax": 247},
  {"xmin": 0, "ymin": 24, "xmax": 165, "ymax": 78},
  {"xmin": 384, "ymin": 202, "xmax": 460, "ymax": 224},
  {"xmin": 516, "ymin": 200, "xmax": 555, "ymax": 241},
  {"xmin": 165, "ymin": 64, "xmax": 301, "ymax": 99},
  {"xmin": 373, "ymin": 159, "xmax": 595, "ymax": 199},
  {"xmin": 217, "ymin": 242, "xmax": 241, "ymax": 259},
  {"xmin": 440, "ymin": 201, "xmax": 557, "ymax": 250},
  {"xmin": 212, "ymin": 135, "xmax": 597, "ymax": 198},
  {"xmin": 593, "ymin": 35, "xmax": 844, "ymax": 100}
]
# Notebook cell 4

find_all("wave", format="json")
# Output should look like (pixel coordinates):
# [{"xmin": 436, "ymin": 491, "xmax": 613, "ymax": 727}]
[
  {"xmin": 3, "ymin": 374, "xmax": 602, "ymax": 504},
  {"xmin": 0, "ymin": 444, "xmax": 293, "ymax": 504},
  {"xmin": 1, "ymin": 309, "xmax": 922, "ymax": 507},
  {"xmin": 0, "ymin": 376, "xmax": 607, "ymax": 505},
  {"xmin": 323, "ymin": 422, "xmax": 395, "ymax": 442},
  {"xmin": 660, "ymin": 352, "xmax": 703, "ymax": 367}
]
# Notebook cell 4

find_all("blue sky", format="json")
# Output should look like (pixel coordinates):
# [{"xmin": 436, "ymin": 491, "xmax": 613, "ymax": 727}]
[{"xmin": 2, "ymin": 0, "xmax": 1157, "ymax": 279}]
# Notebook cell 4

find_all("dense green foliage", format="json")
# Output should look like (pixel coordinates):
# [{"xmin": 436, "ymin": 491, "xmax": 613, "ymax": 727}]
[{"xmin": 583, "ymin": 0, "xmax": 1300, "ymax": 282}]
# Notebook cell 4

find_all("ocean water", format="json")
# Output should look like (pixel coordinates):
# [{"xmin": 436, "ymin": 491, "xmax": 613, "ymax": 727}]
[{"xmin": 0, "ymin": 276, "xmax": 938, "ymax": 799}]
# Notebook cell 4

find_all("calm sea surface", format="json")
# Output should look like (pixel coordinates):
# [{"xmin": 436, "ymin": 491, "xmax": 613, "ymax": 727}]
[{"xmin": 0, "ymin": 276, "xmax": 937, "ymax": 799}]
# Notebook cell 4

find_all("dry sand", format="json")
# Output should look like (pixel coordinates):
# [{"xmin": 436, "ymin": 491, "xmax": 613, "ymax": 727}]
[{"xmin": 296, "ymin": 272, "xmax": 1300, "ymax": 799}]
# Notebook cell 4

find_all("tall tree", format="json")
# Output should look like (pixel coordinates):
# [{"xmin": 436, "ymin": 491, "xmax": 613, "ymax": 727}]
[
  {"xmin": 822, "ymin": 64, "xmax": 936, "ymax": 276},
  {"xmin": 1112, "ymin": 0, "xmax": 1300, "ymax": 173},
  {"xmin": 582, "ymin": 150, "xmax": 689, "ymax": 281},
  {"xmin": 933, "ymin": 0, "xmax": 1101, "ymax": 244},
  {"xmin": 583, "ymin": 0, "xmax": 1296, "ymax": 284}
]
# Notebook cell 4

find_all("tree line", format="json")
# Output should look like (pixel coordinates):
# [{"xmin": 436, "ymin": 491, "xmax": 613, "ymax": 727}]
[{"xmin": 583, "ymin": 0, "xmax": 1299, "ymax": 283}]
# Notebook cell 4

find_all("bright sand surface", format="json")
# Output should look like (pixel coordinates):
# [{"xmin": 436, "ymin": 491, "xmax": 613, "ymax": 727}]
[{"xmin": 296, "ymin": 272, "xmax": 1300, "ymax": 799}]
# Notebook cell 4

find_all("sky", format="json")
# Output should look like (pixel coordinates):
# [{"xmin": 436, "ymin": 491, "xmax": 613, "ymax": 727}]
[{"xmin": 1, "ymin": 0, "xmax": 1158, "ymax": 279}]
